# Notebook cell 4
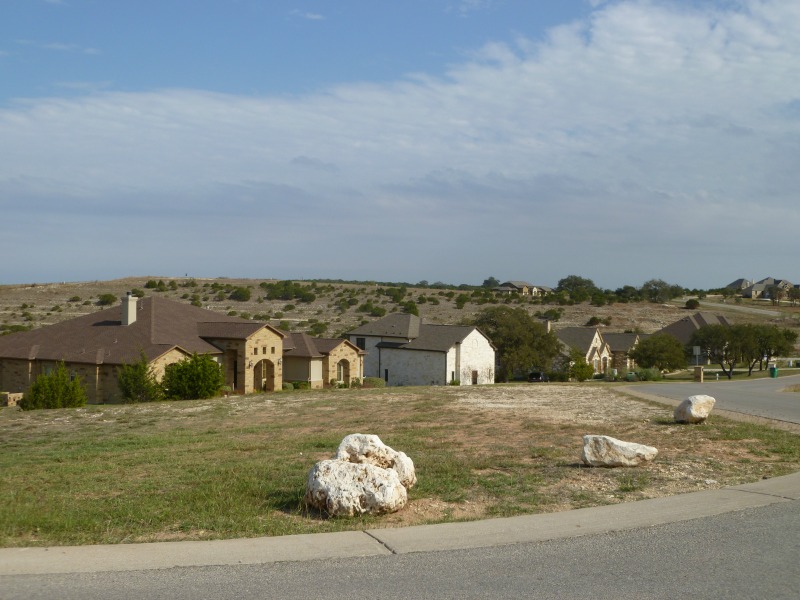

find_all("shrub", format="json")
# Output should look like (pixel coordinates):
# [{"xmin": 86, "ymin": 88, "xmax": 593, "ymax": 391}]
[
  {"xmin": 637, "ymin": 367, "xmax": 663, "ymax": 381},
  {"xmin": 282, "ymin": 382, "xmax": 294, "ymax": 391},
  {"xmin": 97, "ymin": 293, "xmax": 117, "ymax": 306},
  {"xmin": 161, "ymin": 353, "xmax": 225, "ymax": 400},
  {"xmin": 685, "ymin": 298, "xmax": 700, "ymax": 310},
  {"xmin": 362, "ymin": 377, "xmax": 386, "ymax": 388},
  {"xmin": 449, "ymin": 379, "xmax": 461, "ymax": 386},
  {"xmin": 546, "ymin": 371, "xmax": 569, "ymax": 382},
  {"xmin": 117, "ymin": 352, "xmax": 163, "ymax": 403},
  {"xmin": 586, "ymin": 316, "xmax": 602, "ymax": 326},
  {"xmin": 20, "ymin": 362, "xmax": 87, "ymax": 410},
  {"xmin": 229, "ymin": 287, "xmax": 251, "ymax": 302}
]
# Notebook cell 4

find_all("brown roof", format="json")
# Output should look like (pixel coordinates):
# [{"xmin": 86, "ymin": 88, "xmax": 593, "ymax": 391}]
[
  {"xmin": 283, "ymin": 333, "xmax": 365, "ymax": 358},
  {"xmin": 0, "ymin": 296, "xmax": 277, "ymax": 366},
  {"xmin": 348, "ymin": 313, "xmax": 421, "ymax": 339},
  {"xmin": 657, "ymin": 312, "xmax": 732, "ymax": 345}
]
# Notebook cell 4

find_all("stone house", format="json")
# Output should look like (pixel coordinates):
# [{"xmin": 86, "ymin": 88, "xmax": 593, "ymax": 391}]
[
  {"xmin": 347, "ymin": 313, "xmax": 496, "ymax": 386},
  {"xmin": 656, "ymin": 312, "xmax": 731, "ymax": 346},
  {"xmin": 0, "ymin": 293, "xmax": 357, "ymax": 404},
  {"xmin": 555, "ymin": 327, "xmax": 612, "ymax": 374},
  {"xmin": 494, "ymin": 281, "xmax": 552, "ymax": 297},
  {"xmin": 602, "ymin": 332, "xmax": 645, "ymax": 371},
  {"xmin": 282, "ymin": 332, "xmax": 365, "ymax": 389}
]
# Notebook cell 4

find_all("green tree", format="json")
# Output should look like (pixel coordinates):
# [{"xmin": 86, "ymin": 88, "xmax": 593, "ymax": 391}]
[
  {"xmin": 685, "ymin": 298, "xmax": 700, "ymax": 310},
  {"xmin": 556, "ymin": 275, "xmax": 598, "ymax": 303},
  {"xmin": 689, "ymin": 324, "xmax": 739, "ymax": 379},
  {"xmin": 482, "ymin": 276, "xmax": 500, "ymax": 288},
  {"xmin": 229, "ymin": 287, "xmax": 251, "ymax": 302},
  {"xmin": 161, "ymin": 353, "xmax": 225, "ymax": 400},
  {"xmin": 640, "ymin": 279, "xmax": 684, "ymax": 303},
  {"xmin": 20, "ymin": 362, "xmax": 87, "ymax": 410},
  {"xmin": 473, "ymin": 306, "xmax": 561, "ymax": 381},
  {"xmin": 117, "ymin": 352, "xmax": 163, "ymax": 403},
  {"xmin": 568, "ymin": 349, "xmax": 595, "ymax": 382},
  {"xmin": 629, "ymin": 333, "xmax": 687, "ymax": 371}
]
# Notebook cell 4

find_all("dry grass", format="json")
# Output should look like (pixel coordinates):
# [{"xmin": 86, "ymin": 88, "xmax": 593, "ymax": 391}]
[{"xmin": 2, "ymin": 383, "xmax": 798, "ymax": 547}]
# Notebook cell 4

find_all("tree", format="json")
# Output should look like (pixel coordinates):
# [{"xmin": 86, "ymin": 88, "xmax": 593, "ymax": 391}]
[
  {"xmin": 685, "ymin": 298, "xmax": 700, "ymax": 310},
  {"xmin": 640, "ymin": 279, "xmax": 684, "ymax": 303},
  {"xmin": 482, "ymin": 276, "xmax": 500, "ymax": 289},
  {"xmin": 629, "ymin": 333, "xmax": 687, "ymax": 371},
  {"xmin": 117, "ymin": 352, "xmax": 163, "ymax": 403},
  {"xmin": 473, "ymin": 306, "xmax": 561, "ymax": 381},
  {"xmin": 689, "ymin": 325, "xmax": 739, "ymax": 379},
  {"xmin": 556, "ymin": 275, "xmax": 598, "ymax": 303},
  {"xmin": 20, "ymin": 362, "xmax": 87, "ymax": 410},
  {"xmin": 752, "ymin": 325, "xmax": 797, "ymax": 372},
  {"xmin": 229, "ymin": 287, "xmax": 251, "ymax": 302},
  {"xmin": 568, "ymin": 349, "xmax": 595, "ymax": 382},
  {"xmin": 161, "ymin": 353, "xmax": 225, "ymax": 400}
]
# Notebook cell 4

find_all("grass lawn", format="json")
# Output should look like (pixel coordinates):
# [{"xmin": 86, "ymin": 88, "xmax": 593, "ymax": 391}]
[{"xmin": 2, "ymin": 384, "xmax": 799, "ymax": 548}]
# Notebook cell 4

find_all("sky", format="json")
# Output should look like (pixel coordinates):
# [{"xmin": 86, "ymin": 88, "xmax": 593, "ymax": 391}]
[{"xmin": 1, "ymin": 0, "xmax": 799, "ymax": 290}]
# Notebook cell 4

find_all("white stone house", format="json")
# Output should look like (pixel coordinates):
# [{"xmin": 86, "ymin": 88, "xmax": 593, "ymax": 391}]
[{"xmin": 347, "ymin": 314, "xmax": 496, "ymax": 386}]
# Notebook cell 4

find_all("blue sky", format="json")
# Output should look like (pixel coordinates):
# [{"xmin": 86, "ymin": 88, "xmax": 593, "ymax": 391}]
[{"xmin": 2, "ymin": 0, "xmax": 799, "ymax": 289}]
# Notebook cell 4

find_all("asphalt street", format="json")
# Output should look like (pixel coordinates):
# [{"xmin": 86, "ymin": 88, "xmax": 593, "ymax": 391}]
[{"xmin": 631, "ymin": 373, "xmax": 800, "ymax": 425}]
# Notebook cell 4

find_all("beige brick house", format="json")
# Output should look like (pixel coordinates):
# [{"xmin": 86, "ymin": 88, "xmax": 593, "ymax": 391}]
[
  {"xmin": 282, "ymin": 332, "xmax": 365, "ymax": 388},
  {"xmin": 0, "ymin": 293, "xmax": 289, "ymax": 404}
]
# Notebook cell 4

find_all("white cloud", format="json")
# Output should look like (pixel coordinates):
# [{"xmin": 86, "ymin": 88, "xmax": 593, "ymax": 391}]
[
  {"xmin": 2, "ymin": 0, "xmax": 799, "ymax": 287},
  {"xmin": 290, "ymin": 10, "xmax": 325, "ymax": 21}
]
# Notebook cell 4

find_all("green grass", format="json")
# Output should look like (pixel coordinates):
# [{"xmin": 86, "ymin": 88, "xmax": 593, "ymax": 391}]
[{"xmin": 1, "ymin": 385, "xmax": 799, "ymax": 547}]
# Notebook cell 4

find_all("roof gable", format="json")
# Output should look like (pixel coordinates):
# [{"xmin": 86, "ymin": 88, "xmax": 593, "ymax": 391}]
[{"xmin": 347, "ymin": 313, "xmax": 421, "ymax": 339}]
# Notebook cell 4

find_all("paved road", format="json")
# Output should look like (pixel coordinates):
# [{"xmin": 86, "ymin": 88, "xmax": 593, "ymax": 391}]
[
  {"xmin": 3, "ymin": 501, "xmax": 798, "ymax": 599},
  {"xmin": 631, "ymin": 373, "xmax": 800, "ymax": 425},
  {"xmin": 3, "ymin": 473, "xmax": 799, "ymax": 599}
]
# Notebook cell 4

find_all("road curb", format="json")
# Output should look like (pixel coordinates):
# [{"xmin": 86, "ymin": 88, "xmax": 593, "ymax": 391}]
[{"xmin": 2, "ymin": 471, "xmax": 798, "ymax": 576}]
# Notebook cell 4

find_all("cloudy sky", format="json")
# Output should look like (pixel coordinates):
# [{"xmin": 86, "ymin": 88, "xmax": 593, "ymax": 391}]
[{"xmin": 2, "ymin": 0, "xmax": 799, "ymax": 289}]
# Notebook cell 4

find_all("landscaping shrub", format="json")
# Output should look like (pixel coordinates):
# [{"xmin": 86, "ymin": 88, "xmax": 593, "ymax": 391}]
[
  {"xmin": 282, "ymin": 382, "xmax": 294, "ymax": 391},
  {"xmin": 117, "ymin": 352, "xmax": 163, "ymax": 403},
  {"xmin": 362, "ymin": 377, "xmax": 386, "ymax": 388},
  {"xmin": 20, "ymin": 362, "xmax": 87, "ymax": 410},
  {"xmin": 637, "ymin": 367, "xmax": 663, "ymax": 381},
  {"xmin": 685, "ymin": 298, "xmax": 700, "ymax": 310},
  {"xmin": 161, "ymin": 353, "xmax": 225, "ymax": 400}
]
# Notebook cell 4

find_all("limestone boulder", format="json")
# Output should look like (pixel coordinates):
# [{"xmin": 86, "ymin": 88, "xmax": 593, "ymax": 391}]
[
  {"xmin": 304, "ymin": 459, "xmax": 408, "ymax": 517},
  {"xmin": 335, "ymin": 433, "xmax": 417, "ymax": 489},
  {"xmin": 581, "ymin": 435, "xmax": 658, "ymax": 467},
  {"xmin": 674, "ymin": 395, "xmax": 716, "ymax": 424}
]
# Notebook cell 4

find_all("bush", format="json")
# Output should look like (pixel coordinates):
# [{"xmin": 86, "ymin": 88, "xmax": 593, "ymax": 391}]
[
  {"xmin": 229, "ymin": 287, "xmax": 251, "ymax": 302},
  {"xmin": 362, "ymin": 377, "xmax": 386, "ymax": 388},
  {"xmin": 685, "ymin": 298, "xmax": 700, "ymax": 310},
  {"xmin": 282, "ymin": 382, "xmax": 295, "ymax": 391},
  {"xmin": 97, "ymin": 293, "xmax": 117, "ymax": 306},
  {"xmin": 20, "ymin": 363, "xmax": 87, "ymax": 410},
  {"xmin": 161, "ymin": 353, "xmax": 225, "ymax": 400},
  {"xmin": 117, "ymin": 352, "xmax": 163, "ymax": 403},
  {"xmin": 546, "ymin": 371, "xmax": 570, "ymax": 382},
  {"xmin": 637, "ymin": 367, "xmax": 663, "ymax": 381}
]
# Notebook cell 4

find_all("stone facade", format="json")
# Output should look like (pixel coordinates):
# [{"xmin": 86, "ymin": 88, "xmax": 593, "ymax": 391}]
[{"xmin": 322, "ymin": 341, "xmax": 364, "ymax": 387}]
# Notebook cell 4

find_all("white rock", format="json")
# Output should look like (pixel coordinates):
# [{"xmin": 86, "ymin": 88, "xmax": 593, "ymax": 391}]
[
  {"xmin": 335, "ymin": 433, "xmax": 417, "ymax": 489},
  {"xmin": 581, "ymin": 435, "xmax": 658, "ymax": 467},
  {"xmin": 674, "ymin": 395, "xmax": 716, "ymax": 423},
  {"xmin": 304, "ymin": 459, "xmax": 408, "ymax": 517}
]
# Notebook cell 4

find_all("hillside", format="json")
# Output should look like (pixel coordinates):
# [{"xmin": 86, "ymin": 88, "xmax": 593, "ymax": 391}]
[{"xmin": 1, "ymin": 276, "xmax": 797, "ymax": 340}]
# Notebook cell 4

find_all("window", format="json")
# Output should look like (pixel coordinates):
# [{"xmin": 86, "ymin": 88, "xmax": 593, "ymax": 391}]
[
  {"xmin": 356, "ymin": 337, "xmax": 366, "ymax": 350},
  {"xmin": 253, "ymin": 348, "xmax": 258, "ymax": 355},
  {"xmin": 271, "ymin": 346, "xmax": 275, "ymax": 354},
  {"xmin": 384, "ymin": 369, "xmax": 389, "ymax": 383},
  {"xmin": 262, "ymin": 346, "xmax": 267, "ymax": 354}
]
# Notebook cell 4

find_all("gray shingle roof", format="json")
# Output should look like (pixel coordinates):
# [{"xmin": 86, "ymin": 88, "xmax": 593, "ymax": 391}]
[
  {"xmin": 555, "ymin": 327, "xmax": 599, "ymax": 353},
  {"xmin": 657, "ymin": 312, "xmax": 732, "ymax": 345},
  {"xmin": 0, "ymin": 296, "xmax": 273, "ymax": 366},
  {"xmin": 348, "ymin": 313, "xmax": 420, "ymax": 339}
]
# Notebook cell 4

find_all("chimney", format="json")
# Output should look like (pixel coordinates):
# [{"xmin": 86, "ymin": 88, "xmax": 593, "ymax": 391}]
[{"xmin": 122, "ymin": 292, "xmax": 137, "ymax": 326}]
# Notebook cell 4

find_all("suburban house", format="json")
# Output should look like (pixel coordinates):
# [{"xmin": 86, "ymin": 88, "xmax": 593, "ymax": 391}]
[
  {"xmin": 555, "ymin": 327, "xmax": 612, "ymax": 374},
  {"xmin": 602, "ymin": 332, "xmax": 645, "ymax": 371},
  {"xmin": 282, "ymin": 332, "xmax": 365, "ymax": 389},
  {"xmin": 656, "ymin": 312, "xmax": 732, "ymax": 346},
  {"xmin": 0, "ymin": 294, "xmax": 363, "ymax": 403},
  {"xmin": 494, "ymin": 281, "xmax": 552, "ymax": 297},
  {"xmin": 346, "ymin": 313, "xmax": 496, "ymax": 386}
]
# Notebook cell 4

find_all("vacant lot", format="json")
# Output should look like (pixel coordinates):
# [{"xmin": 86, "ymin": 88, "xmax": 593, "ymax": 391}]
[{"xmin": 2, "ymin": 383, "xmax": 798, "ymax": 547}]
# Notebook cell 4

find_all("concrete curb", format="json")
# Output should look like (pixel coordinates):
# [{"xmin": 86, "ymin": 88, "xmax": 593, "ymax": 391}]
[{"xmin": 2, "ymin": 471, "xmax": 798, "ymax": 576}]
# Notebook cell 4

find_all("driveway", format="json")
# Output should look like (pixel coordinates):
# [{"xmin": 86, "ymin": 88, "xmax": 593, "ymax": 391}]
[{"xmin": 629, "ymin": 373, "xmax": 800, "ymax": 425}]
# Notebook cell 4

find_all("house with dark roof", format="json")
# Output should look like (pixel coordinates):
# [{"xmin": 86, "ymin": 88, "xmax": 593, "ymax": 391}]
[
  {"xmin": 602, "ymin": 332, "xmax": 646, "ymax": 371},
  {"xmin": 656, "ymin": 312, "xmax": 731, "ymax": 346},
  {"xmin": 0, "ymin": 293, "xmax": 361, "ymax": 403},
  {"xmin": 346, "ymin": 313, "xmax": 496, "ymax": 386},
  {"xmin": 282, "ymin": 332, "xmax": 365, "ymax": 389},
  {"xmin": 494, "ymin": 281, "xmax": 552, "ymax": 297},
  {"xmin": 554, "ymin": 327, "xmax": 611, "ymax": 374}
]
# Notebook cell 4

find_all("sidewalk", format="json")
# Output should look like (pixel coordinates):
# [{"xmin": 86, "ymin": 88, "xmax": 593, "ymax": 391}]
[{"xmin": 2, "ymin": 471, "xmax": 799, "ymax": 576}]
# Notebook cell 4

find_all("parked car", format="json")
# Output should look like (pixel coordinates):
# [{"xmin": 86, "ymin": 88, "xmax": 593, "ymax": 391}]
[{"xmin": 528, "ymin": 371, "xmax": 549, "ymax": 382}]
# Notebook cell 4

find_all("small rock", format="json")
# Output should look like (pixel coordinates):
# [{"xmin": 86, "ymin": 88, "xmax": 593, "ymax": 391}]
[
  {"xmin": 674, "ymin": 395, "xmax": 716, "ymax": 424},
  {"xmin": 581, "ymin": 435, "xmax": 658, "ymax": 467}
]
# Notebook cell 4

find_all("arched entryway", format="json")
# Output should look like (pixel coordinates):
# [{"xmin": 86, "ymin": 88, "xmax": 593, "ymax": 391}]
[
  {"xmin": 254, "ymin": 359, "xmax": 276, "ymax": 392},
  {"xmin": 336, "ymin": 359, "xmax": 350, "ymax": 385}
]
